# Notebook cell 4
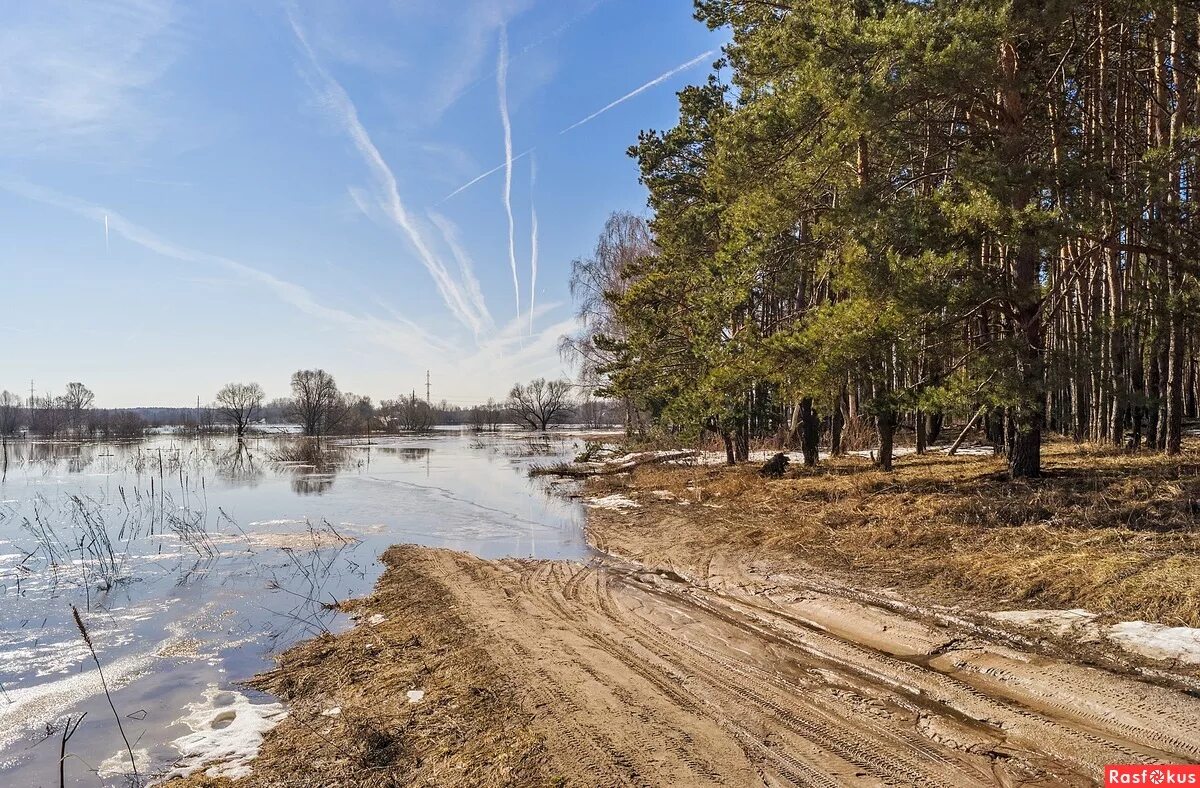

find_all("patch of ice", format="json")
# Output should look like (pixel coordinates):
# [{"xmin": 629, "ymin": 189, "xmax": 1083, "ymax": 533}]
[
  {"xmin": 584, "ymin": 494, "xmax": 641, "ymax": 510},
  {"xmin": 248, "ymin": 531, "xmax": 357, "ymax": 550},
  {"xmin": 1107, "ymin": 621, "xmax": 1200, "ymax": 665},
  {"xmin": 406, "ymin": 690, "xmax": 425, "ymax": 704},
  {"xmin": 97, "ymin": 747, "xmax": 150, "ymax": 778},
  {"xmin": 168, "ymin": 685, "xmax": 287, "ymax": 781},
  {"xmin": 0, "ymin": 643, "xmax": 169, "ymax": 750},
  {"xmin": 990, "ymin": 609, "xmax": 1098, "ymax": 635}
]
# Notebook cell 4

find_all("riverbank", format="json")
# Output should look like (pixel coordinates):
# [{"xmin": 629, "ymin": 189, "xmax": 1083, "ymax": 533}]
[
  {"xmin": 585, "ymin": 439, "xmax": 1200, "ymax": 632},
  {"xmin": 171, "ymin": 439, "xmax": 1200, "ymax": 786}
]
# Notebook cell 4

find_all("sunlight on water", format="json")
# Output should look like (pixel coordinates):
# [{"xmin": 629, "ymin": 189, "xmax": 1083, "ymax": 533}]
[{"xmin": 0, "ymin": 429, "xmax": 588, "ymax": 785}]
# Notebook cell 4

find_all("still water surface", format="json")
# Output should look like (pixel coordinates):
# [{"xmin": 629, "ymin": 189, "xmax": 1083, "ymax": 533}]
[{"xmin": 0, "ymin": 429, "xmax": 588, "ymax": 785}]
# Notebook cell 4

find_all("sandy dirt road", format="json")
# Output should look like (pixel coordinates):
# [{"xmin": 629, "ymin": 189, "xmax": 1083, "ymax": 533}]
[{"xmin": 391, "ymin": 545, "xmax": 1200, "ymax": 787}]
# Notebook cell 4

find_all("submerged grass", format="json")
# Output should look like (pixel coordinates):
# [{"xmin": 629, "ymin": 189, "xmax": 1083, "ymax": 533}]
[{"xmin": 591, "ymin": 439, "xmax": 1200, "ymax": 626}]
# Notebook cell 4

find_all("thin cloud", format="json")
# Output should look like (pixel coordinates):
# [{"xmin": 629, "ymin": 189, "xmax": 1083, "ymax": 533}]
[
  {"xmin": 287, "ymin": 8, "xmax": 493, "ymax": 338},
  {"xmin": 2, "ymin": 179, "xmax": 451, "ymax": 357},
  {"xmin": 428, "ymin": 212, "xmax": 492, "ymax": 332},
  {"xmin": 559, "ymin": 49, "xmax": 715, "ymax": 134},
  {"xmin": 497, "ymin": 26, "xmax": 521, "ymax": 321},
  {"xmin": 0, "ymin": 0, "xmax": 177, "ymax": 154},
  {"xmin": 529, "ymin": 155, "xmax": 539, "ymax": 335}
]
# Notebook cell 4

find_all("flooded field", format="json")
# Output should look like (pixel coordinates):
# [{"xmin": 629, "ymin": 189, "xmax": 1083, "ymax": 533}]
[{"xmin": 0, "ymin": 429, "xmax": 588, "ymax": 786}]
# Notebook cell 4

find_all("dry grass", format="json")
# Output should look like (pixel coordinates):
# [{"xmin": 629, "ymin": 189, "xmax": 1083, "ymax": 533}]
[
  {"xmin": 169, "ymin": 546, "xmax": 553, "ymax": 787},
  {"xmin": 595, "ymin": 440, "xmax": 1200, "ymax": 626}
]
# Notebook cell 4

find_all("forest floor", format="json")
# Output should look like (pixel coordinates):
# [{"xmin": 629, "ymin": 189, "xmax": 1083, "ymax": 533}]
[{"xmin": 172, "ymin": 439, "xmax": 1200, "ymax": 787}]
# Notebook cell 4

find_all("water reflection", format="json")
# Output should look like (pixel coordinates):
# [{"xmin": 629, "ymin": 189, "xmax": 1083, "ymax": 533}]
[
  {"xmin": 214, "ymin": 442, "xmax": 264, "ymax": 486},
  {"xmin": 0, "ymin": 430, "xmax": 589, "ymax": 786},
  {"xmin": 373, "ymin": 446, "xmax": 431, "ymax": 461},
  {"xmin": 268, "ymin": 439, "xmax": 362, "ymax": 496}
]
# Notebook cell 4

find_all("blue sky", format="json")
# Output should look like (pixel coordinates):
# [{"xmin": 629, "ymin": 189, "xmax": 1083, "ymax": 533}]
[{"xmin": 0, "ymin": 0, "xmax": 724, "ymax": 408}]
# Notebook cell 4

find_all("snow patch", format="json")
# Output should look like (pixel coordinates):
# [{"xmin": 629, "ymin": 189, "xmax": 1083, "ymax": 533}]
[
  {"xmin": 406, "ymin": 689, "xmax": 425, "ymax": 703},
  {"xmin": 584, "ymin": 494, "xmax": 641, "ymax": 510},
  {"xmin": 366, "ymin": 613, "xmax": 386, "ymax": 625},
  {"xmin": 97, "ymin": 747, "xmax": 150, "ymax": 778},
  {"xmin": 168, "ymin": 685, "xmax": 287, "ymax": 781},
  {"xmin": 1107, "ymin": 621, "xmax": 1200, "ymax": 665},
  {"xmin": 989, "ymin": 609, "xmax": 1098, "ymax": 635}
]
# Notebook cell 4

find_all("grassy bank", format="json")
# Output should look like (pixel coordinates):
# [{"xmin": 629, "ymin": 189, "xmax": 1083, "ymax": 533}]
[
  {"xmin": 171, "ymin": 546, "xmax": 550, "ymax": 787},
  {"xmin": 586, "ymin": 440, "xmax": 1200, "ymax": 626}
]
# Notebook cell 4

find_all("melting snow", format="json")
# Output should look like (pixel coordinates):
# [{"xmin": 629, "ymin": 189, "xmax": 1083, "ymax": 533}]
[
  {"xmin": 1106, "ymin": 621, "xmax": 1200, "ymax": 665},
  {"xmin": 97, "ymin": 747, "xmax": 150, "ymax": 779},
  {"xmin": 584, "ymin": 494, "xmax": 641, "ymax": 510},
  {"xmin": 989, "ymin": 609, "xmax": 1098, "ymax": 635},
  {"xmin": 168, "ymin": 685, "xmax": 287, "ymax": 781},
  {"xmin": 406, "ymin": 690, "xmax": 425, "ymax": 704}
]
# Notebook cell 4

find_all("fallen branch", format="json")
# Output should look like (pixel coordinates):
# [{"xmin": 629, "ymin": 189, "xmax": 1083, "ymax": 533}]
[{"xmin": 530, "ymin": 450, "xmax": 699, "ymax": 478}]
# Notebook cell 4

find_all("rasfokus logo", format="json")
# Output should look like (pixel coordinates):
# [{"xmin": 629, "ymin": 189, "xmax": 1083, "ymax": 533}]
[{"xmin": 1106, "ymin": 765, "xmax": 1200, "ymax": 786}]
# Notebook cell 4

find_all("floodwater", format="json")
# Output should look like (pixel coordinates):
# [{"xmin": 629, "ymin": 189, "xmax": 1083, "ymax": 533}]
[{"xmin": 0, "ymin": 429, "xmax": 589, "ymax": 786}]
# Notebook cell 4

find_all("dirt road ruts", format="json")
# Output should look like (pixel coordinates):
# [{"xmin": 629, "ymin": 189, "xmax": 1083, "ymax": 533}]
[{"xmin": 400, "ymin": 545, "xmax": 1200, "ymax": 786}]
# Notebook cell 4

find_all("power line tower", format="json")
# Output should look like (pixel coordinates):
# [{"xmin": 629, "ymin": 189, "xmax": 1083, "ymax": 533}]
[{"xmin": 425, "ymin": 370, "xmax": 431, "ymax": 404}]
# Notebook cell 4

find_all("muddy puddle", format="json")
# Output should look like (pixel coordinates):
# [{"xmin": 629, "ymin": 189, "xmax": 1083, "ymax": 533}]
[{"xmin": 0, "ymin": 429, "xmax": 588, "ymax": 785}]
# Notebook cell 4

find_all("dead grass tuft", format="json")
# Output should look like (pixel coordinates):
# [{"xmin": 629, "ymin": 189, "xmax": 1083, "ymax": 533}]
[
  {"xmin": 591, "ymin": 439, "xmax": 1200, "ymax": 626},
  {"xmin": 169, "ymin": 546, "xmax": 551, "ymax": 787}
]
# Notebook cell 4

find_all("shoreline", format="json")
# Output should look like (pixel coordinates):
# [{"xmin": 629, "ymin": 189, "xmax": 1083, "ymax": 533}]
[{"xmin": 170, "ymin": 441, "xmax": 1200, "ymax": 786}]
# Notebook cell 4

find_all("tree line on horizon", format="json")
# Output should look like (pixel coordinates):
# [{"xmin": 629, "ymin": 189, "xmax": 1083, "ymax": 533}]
[
  {"xmin": 563, "ymin": 0, "xmax": 1200, "ymax": 477},
  {"xmin": 0, "ymin": 372, "xmax": 615, "ymax": 440}
]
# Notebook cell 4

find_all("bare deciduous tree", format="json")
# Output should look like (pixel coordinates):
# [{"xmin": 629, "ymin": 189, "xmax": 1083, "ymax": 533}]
[
  {"xmin": 560, "ymin": 212, "xmax": 654, "ymax": 432},
  {"xmin": 507, "ymin": 378, "xmax": 573, "ymax": 431},
  {"xmin": 215, "ymin": 382, "xmax": 265, "ymax": 438},
  {"xmin": 380, "ymin": 394, "xmax": 434, "ymax": 432},
  {"xmin": 61, "ymin": 383, "xmax": 94, "ymax": 435},
  {"xmin": 289, "ymin": 370, "xmax": 348, "ymax": 436},
  {"xmin": 0, "ymin": 390, "xmax": 20, "ymax": 435}
]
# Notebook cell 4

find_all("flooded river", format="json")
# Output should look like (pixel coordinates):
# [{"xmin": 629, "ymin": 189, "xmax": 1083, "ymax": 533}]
[{"xmin": 0, "ymin": 429, "xmax": 588, "ymax": 785}]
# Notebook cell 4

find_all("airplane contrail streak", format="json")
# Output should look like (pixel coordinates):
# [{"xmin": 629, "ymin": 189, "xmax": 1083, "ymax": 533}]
[
  {"xmin": 440, "ymin": 50, "xmax": 715, "ymax": 203},
  {"xmin": 439, "ymin": 148, "xmax": 533, "ymax": 203},
  {"xmin": 559, "ymin": 49, "xmax": 715, "ymax": 134},
  {"xmin": 529, "ymin": 155, "xmax": 538, "ymax": 335},
  {"xmin": 498, "ymin": 26, "xmax": 520, "ymax": 321}
]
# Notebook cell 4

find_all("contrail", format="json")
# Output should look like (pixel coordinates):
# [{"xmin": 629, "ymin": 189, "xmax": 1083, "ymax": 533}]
[
  {"xmin": 498, "ymin": 26, "xmax": 520, "ymax": 321},
  {"xmin": 441, "ymin": 49, "xmax": 716, "ymax": 203},
  {"xmin": 439, "ymin": 148, "xmax": 533, "ymax": 203},
  {"xmin": 104, "ymin": 214, "xmax": 109, "ymax": 253},
  {"xmin": 529, "ymin": 155, "xmax": 539, "ymax": 335},
  {"xmin": 287, "ymin": 8, "xmax": 492, "ymax": 337},
  {"xmin": 559, "ymin": 49, "xmax": 715, "ymax": 134},
  {"xmin": 3, "ymin": 179, "xmax": 453, "ymax": 357}
]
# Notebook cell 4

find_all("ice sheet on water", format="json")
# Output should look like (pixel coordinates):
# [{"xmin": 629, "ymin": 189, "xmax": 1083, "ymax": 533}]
[{"xmin": 0, "ymin": 642, "xmax": 168, "ymax": 751}]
